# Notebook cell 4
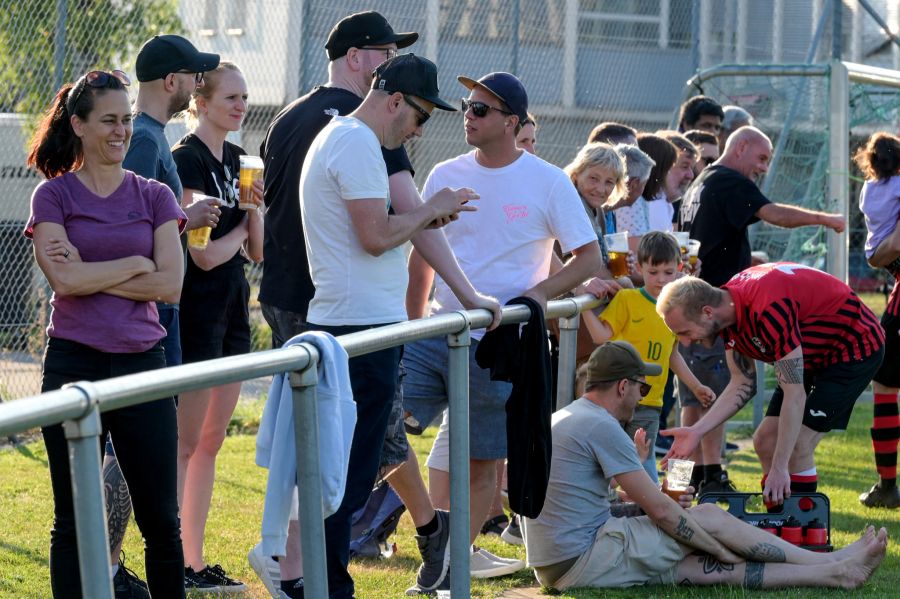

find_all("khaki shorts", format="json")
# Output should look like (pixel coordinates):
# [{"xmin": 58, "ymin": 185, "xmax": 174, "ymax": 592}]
[{"xmin": 552, "ymin": 515, "xmax": 687, "ymax": 589}]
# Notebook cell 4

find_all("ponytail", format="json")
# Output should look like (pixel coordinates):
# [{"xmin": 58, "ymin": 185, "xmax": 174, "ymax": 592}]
[{"xmin": 26, "ymin": 84, "xmax": 83, "ymax": 178}]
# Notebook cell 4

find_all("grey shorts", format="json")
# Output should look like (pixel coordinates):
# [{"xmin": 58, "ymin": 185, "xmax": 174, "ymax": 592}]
[
  {"xmin": 402, "ymin": 336, "xmax": 512, "ymax": 460},
  {"xmin": 677, "ymin": 337, "xmax": 729, "ymax": 408}
]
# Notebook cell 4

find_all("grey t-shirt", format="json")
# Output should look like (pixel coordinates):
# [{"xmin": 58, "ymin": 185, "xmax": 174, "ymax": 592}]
[
  {"xmin": 123, "ymin": 113, "xmax": 183, "ymax": 201},
  {"xmin": 523, "ymin": 398, "xmax": 643, "ymax": 567}
]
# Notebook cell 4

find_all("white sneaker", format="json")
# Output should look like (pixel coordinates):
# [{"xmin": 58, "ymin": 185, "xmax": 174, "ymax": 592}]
[
  {"xmin": 248, "ymin": 542, "xmax": 281, "ymax": 598},
  {"xmin": 469, "ymin": 546, "xmax": 525, "ymax": 579}
]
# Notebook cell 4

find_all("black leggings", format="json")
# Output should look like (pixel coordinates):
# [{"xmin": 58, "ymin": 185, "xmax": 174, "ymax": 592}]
[{"xmin": 41, "ymin": 338, "xmax": 184, "ymax": 599}]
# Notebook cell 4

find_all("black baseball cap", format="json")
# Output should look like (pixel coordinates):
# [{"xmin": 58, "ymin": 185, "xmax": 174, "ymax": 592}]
[
  {"xmin": 135, "ymin": 35, "xmax": 220, "ymax": 82},
  {"xmin": 325, "ymin": 11, "xmax": 418, "ymax": 61},
  {"xmin": 586, "ymin": 341, "xmax": 662, "ymax": 384},
  {"xmin": 458, "ymin": 72, "xmax": 529, "ymax": 123},
  {"xmin": 372, "ymin": 54, "xmax": 456, "ymax": 112}
]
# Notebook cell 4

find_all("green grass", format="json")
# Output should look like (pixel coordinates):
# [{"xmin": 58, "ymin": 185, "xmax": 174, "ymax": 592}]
[{"xmin": 2, "ymin": 400, "xmax": 900, "ymax": 598}]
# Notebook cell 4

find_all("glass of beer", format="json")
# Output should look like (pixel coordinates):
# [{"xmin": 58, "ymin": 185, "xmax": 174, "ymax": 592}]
[
  {"xmin": 604, "ymin": 231, "xmax": 630, "ymax": 278},
  {"xmin": 665, "ymin": 458, "xmax": 694, "ymax": 501},
  {"xmin": 239, "ymin": 155, "xmax": 264, "ymax": 210},
  {"xmin": 687, "ymin": 239, "xmax": 701, "ymax": 268},
  {"xmin": 186, "ymin": 194, "xmax": 220, "ymax": 250},
  {"xmin": 673, "ymin": 231, "xmax": 690, "ymax": 257}
]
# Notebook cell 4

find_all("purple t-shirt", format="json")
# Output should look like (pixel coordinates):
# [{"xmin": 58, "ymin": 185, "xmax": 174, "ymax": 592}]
[
  {"xmin": 25, "ymin": 171, "xmax": 186, "ymax": 353},
  {"xmin": 859, "ymin": 175, "xmax": 900, "ymax": 258}
]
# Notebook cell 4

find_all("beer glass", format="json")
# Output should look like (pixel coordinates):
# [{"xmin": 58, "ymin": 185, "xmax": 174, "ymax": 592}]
[
  {"xmin": 239, "ymin": 155, "xmax": 264, "ymax": 210},
  {"xmin": 673, "ymin": 231, "xmax": 690, "ymax": 257},
  {"xmin": 665, "ymin": 458, "xmax": 694, "ymax": 500},
  {"xmin": 687, "ymin": 239, "xmax": 701, "ymax": 268},
  {"xmin": 186, "ymin": 194, "xmax": 220, "ymax": 250},
  {"xmin": 604, "ymin": 231, "xmax": 630, "ymax": 277}
]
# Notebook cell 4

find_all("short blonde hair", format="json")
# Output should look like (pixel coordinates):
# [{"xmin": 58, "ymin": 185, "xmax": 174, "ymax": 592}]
[
  {"xmin": 656, "ymin": 276, "xmax": 722, "ymax": 321},
  {"xmin": 564, "ymin": 142, "xmax": 626, "ymax": 202}
]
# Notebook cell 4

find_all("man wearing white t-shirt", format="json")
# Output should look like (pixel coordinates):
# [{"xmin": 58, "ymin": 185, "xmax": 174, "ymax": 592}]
[
  {"xmin": 404, "ymin": 72, "xmax": 603, "ymax": 574},
  {"xmin": 300, "ymin": 54, "xmax": 493, "ymax": 599}
]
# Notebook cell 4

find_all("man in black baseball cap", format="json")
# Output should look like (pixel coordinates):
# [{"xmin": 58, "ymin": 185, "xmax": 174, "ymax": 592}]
[
  {"xmin": 325, "ymin": 10, "xmax": 418, "ymax": 60},
  {"xmin": 371, "ymin": 53, "xmax": 456, "ymax": 113},
  {"xmin": 135, "ymin": 34, "xmax": 220, "ymax": 82}
]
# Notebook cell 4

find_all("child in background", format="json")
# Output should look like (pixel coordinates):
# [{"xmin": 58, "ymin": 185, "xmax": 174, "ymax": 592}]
[{"xmin": 581, "ymin": 232, "xmax": 715, "ymax": 482}]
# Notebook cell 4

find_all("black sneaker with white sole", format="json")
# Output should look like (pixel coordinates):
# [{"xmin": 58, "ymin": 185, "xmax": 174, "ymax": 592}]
[
  {"xmin": 113, "ymin": 552, "xmax": 149, "ymax": 599},
  {"xmin": 414, "ymin": 509, "xmax": 450, "ymax": 590},
  {"xmin": 194, "ymin": 564, "xmax": 247, "ymax": 593},
  {"xmin": 500, "ymin": 514, "xmax": 524, "ymax": 545},
  {"xmin": 184, "ymin": 567, "xmax": 217, "ymax": 592}
]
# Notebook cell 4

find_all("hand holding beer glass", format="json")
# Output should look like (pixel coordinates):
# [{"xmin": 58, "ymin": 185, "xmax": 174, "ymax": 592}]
[
  {"xmin": 604, "ymin": 231, "xmax": 630, "ymax": 278},
  {"xmin": 187, "ymin": 194, "xmax": 221, "ymax": 250},
  {"xmin": 238, "ymin": 155, "xmax": 264, "ymax": 210},
  {"xmin": 686, "ymin": 239, "xmax": 701, "ymax": 275}
]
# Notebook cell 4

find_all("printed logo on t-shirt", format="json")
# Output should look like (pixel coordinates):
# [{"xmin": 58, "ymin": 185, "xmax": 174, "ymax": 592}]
[
  {"xmin": 127, "ymin": 211, "xmax": 141, "ymax": 220},
  {"xmin": 750, "ymin": 336, "xmax": 768, "ymax": 354},
  {"xmin": 503, "ymin": 204, "xmax": 528, "ymax": 223},
  {"xmin": 324, "ymin": 108, "xmax": 339, "ymax": 117}
]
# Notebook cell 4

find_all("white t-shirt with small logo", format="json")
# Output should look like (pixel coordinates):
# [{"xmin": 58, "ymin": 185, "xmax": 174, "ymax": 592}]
[
  {"xmin": 301, "ymin": 115, "xmax": 407, "ymax": 325},
  {"xmin": 422, "ymin": 150, "xmax": 595, "ymax": 338}
]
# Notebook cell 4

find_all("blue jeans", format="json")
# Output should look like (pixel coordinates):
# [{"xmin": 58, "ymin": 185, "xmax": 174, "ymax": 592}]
[{"xmin": 308, "ymin": 322, "xmax": 402, "ymax": 599}]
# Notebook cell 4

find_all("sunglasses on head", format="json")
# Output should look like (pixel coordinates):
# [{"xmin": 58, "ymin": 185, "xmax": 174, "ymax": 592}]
[
  {"xmin": 403, "ymin": 95, "xmax": 430, "ymax": 127},
  {"xmin": 67, "ymin": 69, "xmax": 131, "ymax": 113},
  {"xmin": 461, "ymin": 98, "xmax": 513, "ymax": 118}
]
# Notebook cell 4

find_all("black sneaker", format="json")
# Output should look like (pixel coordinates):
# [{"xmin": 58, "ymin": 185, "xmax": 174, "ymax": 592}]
[
  {"xmin": 113, "ymin": 553, "xmax": 149, "ymax": 599},
  {"xmin": 698, "ymin": 471, "xmax": 738, "ymax": 496},
  {"xmin": 194, "ymin": 564, "xmax": 247, "ymax": 593},
  {"xmin": 859, "ymin": 482, "xmax": 900, "ymax": 508},
  {"xmin": 480, "ymin": 513, "xmax": 509, "ymax": 537},
  {"xmin": 184, "ymin": 567, "xmax": 217, "ymax": 593},
  {"xmin": 414, "ymin": 509, "xmax": 450, "ymax": 590}
]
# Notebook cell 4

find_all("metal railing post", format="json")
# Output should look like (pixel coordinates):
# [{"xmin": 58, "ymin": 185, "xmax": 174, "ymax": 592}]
[
  {"xmin": 447, "ymin": 317, "xmax": 471, "ymax": 598},
  {"xmin": 289, "ymin": 348, "xmax": 328, "ymax": 599},
  {"xmin": 63, "ymin": 383, "xmax": 113, "ymax": 599},
  {"xmin": 556, "ymin": 301, "xmax": 580, "ymax": 410}
]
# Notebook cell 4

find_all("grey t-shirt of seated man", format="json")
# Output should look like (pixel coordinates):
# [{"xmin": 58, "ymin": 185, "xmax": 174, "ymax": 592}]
[{"xmin": 524, "ymin": 397, "xmax": 643, "ymax": 566}]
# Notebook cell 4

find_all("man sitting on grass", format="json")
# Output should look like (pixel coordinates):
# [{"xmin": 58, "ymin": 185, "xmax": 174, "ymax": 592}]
[{"xmin": 523, "ymin": 340, "xmax": 888, "ymax": 591}]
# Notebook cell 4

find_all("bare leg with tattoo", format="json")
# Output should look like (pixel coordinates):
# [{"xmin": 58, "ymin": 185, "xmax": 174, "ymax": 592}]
[{"xmin": 675, "ymin": 527, "xmax": 887, "ymax": 589}]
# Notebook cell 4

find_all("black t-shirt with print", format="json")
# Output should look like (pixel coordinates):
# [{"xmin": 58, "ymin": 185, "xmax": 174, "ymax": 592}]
[
  {"xmin": 172, "ymin": 134, "xmax": 248, "ymax": 276},
  {"xmin": 678, "ymin": 164, "xmax": 771, "ymax": 287},
  {"xmin": 258, "ymin": 85, "xmax": 414, "ymax": 316}
]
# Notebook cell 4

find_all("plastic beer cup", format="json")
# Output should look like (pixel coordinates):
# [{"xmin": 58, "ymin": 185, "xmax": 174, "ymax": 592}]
[
  {"xmin": 604, "ymin": 231, "xmax": 630, "ymax": 278},
  {"xmin": 186, "ymin": 194, "xmax": 220, "ymax": 250},
  {"xmin": 665, "ymin": 458, "xmax": 694, "ymax": 501},
  {"xmin": 239, "ymin": 155, "xmax": 264, "ymax": 210}
]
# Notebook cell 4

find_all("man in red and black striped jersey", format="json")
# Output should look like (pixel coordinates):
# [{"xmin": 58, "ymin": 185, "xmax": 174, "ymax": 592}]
[{"xmin": 657, "ymin": 263, "xmax": 885, "ymax": 506}]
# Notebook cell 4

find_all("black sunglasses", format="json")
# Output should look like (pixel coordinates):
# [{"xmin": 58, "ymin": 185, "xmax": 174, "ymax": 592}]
[
  {"xmin": 461, "ymin": 98, "xmax": 513, "ymax": 118},
  {"xmin": 67, "ymin": 69, "xmax": 131, "ymax": 113},
  {"xmin": 403, "ymin": 95, "xmax": 430, "ymax": 127},
  {"xmin": 626, "ymin": 378, "xmax": 652, "ymax": 397},
  {"xmin": 177, "ymin": 70, "xmax": 205, "ymax": 84}
]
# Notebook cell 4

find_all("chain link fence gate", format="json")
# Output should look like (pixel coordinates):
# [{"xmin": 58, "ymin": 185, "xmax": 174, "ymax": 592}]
[{"xmin": 1, "ymin": 0, "xmax": 898, "ymax": 400}]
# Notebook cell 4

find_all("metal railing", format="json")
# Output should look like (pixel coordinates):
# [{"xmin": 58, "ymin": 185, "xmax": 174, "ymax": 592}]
[{"xmin": 0, "ymin": 294, "xmax": 601, "ymax": 599}]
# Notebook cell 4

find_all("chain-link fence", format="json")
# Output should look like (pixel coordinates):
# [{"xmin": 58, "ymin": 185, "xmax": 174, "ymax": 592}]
[{"xmin": 1, "ymin": 0, "xmax": 899, "ymax": 400}]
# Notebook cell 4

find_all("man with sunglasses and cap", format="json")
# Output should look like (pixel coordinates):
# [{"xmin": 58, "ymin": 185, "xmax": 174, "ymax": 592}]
[
  {"xmin": 403, "ymin": 71, "xmax": 602, "ymax": 585},
  {"xmin": 523, "ymin": 341, "xmax": 889, "ymax": 592},
  {"xmin": 287, "ymin": 53, "xmax": 495, "ymax": 599},
  {"xmin": 254, "ymin": 12, "xmax": 499, "ymax": 599},
  {"xmin": 96, "ymin": 34, "xmax": 221, "ymax": 597}
]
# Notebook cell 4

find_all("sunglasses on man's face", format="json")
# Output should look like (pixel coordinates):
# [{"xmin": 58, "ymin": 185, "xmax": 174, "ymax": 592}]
[
  {"xmin": 626, "ymin": 378, "xmax": 652, "ymax": 397},
  {"xmin": 461, "ymin": 98, "xmax": 513, "ymax": 118},
  {"xmin": 403, "ymin": 95, "xmax": 430, "ymax": 127},
  {"xmin": 67, "ymin": 69, "xmax": 131, "ymax": 113},
  {"xmin": 177, "ymin": 70, "xmax": 204, "ymax": 84}
]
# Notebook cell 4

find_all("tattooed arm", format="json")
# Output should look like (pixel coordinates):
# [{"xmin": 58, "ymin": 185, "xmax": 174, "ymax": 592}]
[
  {"xmin": 662, "ymin": 349, "xmax": 758, "ymax": 460},
  {"xmin": 616, "ymin": 470, "xmax": 741, "ymax": 563},
  {"xmin": 764, "ymin": 345, "xmax": 807, "ymax": 505}
]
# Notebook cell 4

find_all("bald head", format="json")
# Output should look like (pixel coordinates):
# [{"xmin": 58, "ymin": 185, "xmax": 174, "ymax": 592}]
[{"xmin": 720, "ymin": 126, "xmax": 772, "ymax": 182}]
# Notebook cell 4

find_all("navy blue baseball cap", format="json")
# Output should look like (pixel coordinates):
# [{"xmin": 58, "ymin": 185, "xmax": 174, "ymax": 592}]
[{"xmin": 458, "ymin": 72, "xmax": 528, "ymax": 123}]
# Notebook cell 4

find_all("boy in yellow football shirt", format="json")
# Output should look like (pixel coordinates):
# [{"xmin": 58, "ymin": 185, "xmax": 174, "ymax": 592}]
[{"xmin": 581, "ymin": 231, "xmax": 715, "ymax": 482}]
